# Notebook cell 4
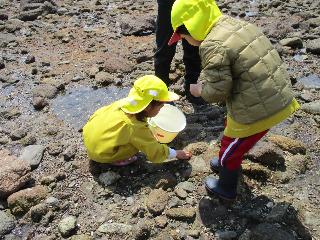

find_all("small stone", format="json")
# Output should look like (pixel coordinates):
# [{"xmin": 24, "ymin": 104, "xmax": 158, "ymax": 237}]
[
  {"xmin": 63, "ymin": 145, "xmax": 77, "ymax": 161},
  {"xmin": 215, "ymin": 230, "xmax": 237, "ymax": 239},
  {"xmin": 146, "ymin": 189, "xmax": 169, "ymax": 216},
  {"xmin": 0, "ymin": 211, "xmax": 15, "ymax": 236},
  {"xmin": 19, "ymin": 145, "xmax": 45, "ymax": 169},
  {"xmin": 176, "ymin": 181, "xmax": 195, "ymax": 193},
  {"xmin": 41, "ymin": 176, "xmax": 56, "ymax": 185},
  {"xmin": 174, "ymin": 187, "xmax": 188, "ymax": 199},
  {"xmin": 10, "ymin": 128, "xmax": 27, "ymax": 140},
  {"xmin": 25, "ymin": 55, "xmax": 35, "ymax": 64},
  {"xmin": 58, "ymin": 216, "xmax": 77, "ymax": 237},
  {"xmin": 30, "ymin": 203, "xmax": 48, "ymax": 222},
  {"xmin": 98, "ymin": 171, "xmax": 121, "ymax": 186},
  {"xmin": 32, "ymin": 96, "xmax": 48, "ymax": 110},
  {"xmin": 165, "ymin": 207, "xmax": 196, "ymax": 221},
  {"xmin": 155, "ymin": 216, "xmax": 167, "ymax": 228}
]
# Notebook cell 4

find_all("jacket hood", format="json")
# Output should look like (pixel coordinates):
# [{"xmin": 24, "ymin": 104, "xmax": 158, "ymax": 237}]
[{"xmin": 171, "ymin": 0, "xmax": 222, "ymax": 41}]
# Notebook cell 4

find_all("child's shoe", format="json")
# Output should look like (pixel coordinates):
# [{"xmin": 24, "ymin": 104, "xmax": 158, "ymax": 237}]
[
  {"xmin": 111, "ymin": 155, "xmax": 138, "ymax": 166},
  {"xmin": 205, "ymin": 167, "xmax": 239, "ymax": 201}
]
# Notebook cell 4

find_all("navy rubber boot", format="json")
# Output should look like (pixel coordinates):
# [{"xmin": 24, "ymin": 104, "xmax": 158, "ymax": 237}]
[
  {"xmin": 210, "ymin": 157, "xmax": 220, "ymax": 172},
  {"xmin": 205, "ymin": 167, "xmax": 239, "ymax": 201}
]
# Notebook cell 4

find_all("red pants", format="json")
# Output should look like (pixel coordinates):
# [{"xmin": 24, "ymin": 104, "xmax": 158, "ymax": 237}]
[{"xmin": 219, "ymin": 130, "xmax": 269, "ymax": 170}]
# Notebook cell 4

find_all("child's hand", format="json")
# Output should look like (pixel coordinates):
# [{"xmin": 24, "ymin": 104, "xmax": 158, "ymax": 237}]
[
  {"xmin": 190, "ymin": 83, "xmax": 202, "ymax": 97},
  {"xmin": 176, "ymin": 150, "xmax": 192, "ymax": 160}
]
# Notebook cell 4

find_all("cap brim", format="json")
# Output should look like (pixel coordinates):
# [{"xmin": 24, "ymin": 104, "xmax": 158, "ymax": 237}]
[
  {"xmin": 168, "ymin": 31, "xmax": 181, "ymax": 46},
  {"xmin": 159, "ymin": 91, "xmax": 180, "ymax": 102}
]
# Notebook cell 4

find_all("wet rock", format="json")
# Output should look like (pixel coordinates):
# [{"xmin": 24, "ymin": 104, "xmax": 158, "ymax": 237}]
[
  {"xmin": 238, "ymin": 229, "xmax": 251, "ymax": 240},
  {"xmin": 95, "ymin": 71, "xmax": 113, "ymax": 86},
  {"xmin": 58, "ymin": 215, "xmax": 77, "ymax": 237},
  {"xmin": 119, "ymin": 15, "xmax": 155, "ymax": 36},
  {"xmin": 0, "ymin": 12, "xmax": 8, "ymax": 21},
  {"xmin": 0, "ymin": 59, "xmax": 5, "ymax": 69},
  {"xmin": 189, "ymin": 156, "xmax": 210, "ymax": 176},
  {"xmin": 19, "ymin": 145, "xmax": 45, "ymax": 169},
  {"xmin": 297, "ymin": 74, "xmax": 320, "ymax": 90},
  {"xmin": 0, "ymin": 136, "xmax": 10, "ymax": 145},
  {"xmin": 97, "ymin": 222, "xmax": 132, "ymax": 234},
  {"xmin": 63, "ymin": 145, "xmax": 77, "ymax": 161},
  {"xmin": 30, "ymin": 203, "xmax": 48, "ymax": 222},
  {"xmin": 301, "ymin": 100, "xmax": 320, "ymax": 115},
  {"xmin": 154, "ymin": 172, "xmax": 177, "ymax": 190},
  {"xmin": 155, "ymin": 216, "xmax": 168, "ymax": 228},
  {"xmin": 7, "ymin": 185, "xmax": 48, "ymax": 215},
  {"xmin": 45, "ymin": 196, "xmax": 60, "ymax": 210},
  {"xmin": 174, "ymin": 187, "xmax": 188, "ymax": 199},
  {"xmin": 0, "ymin": 150, "xmax": 31, "ymax": 198},
  {"xmin": 306, "ymin": 38, "xmax": 320, "ymax": 55},
  {"xmin": 0, "ymin": 107, "xmax": 21, "ymax": 120},
  {"xmin": 176, "ymin": 181, "xmax": 195, "ymax": 193},
  {"xmin": 24, "ymin": 54, "xmax": 35, "ymax": 64},
  {"xmin": 185, "ymin": 142, "xmax": 209, "ymax": 155},
  {"xmin": 104, "ymin": 55, "xmax": 133, "ymax": 73},
  {"xmin": 251, "ymin": 223, "xmax": 295, "ymax": 240},
  {"xmin": 32, "ymin": 96, "xmax": 48, "ymax": 110},
  {"xmin": 98, "ymin": 171, "xmax": 120, "ymax": 186},
  {"xmin": 88, "ymin": 66, "xmax": 100, "ymax": 78},
  {"xmin": 246, "ymin": 141, "xmax": 285, "ymax": 169},
  {"xmin": 32, "ymin": 84, "xmax": 58, "ymax": 99},
  {"xmin": 5, "ymin": 19, "xmax": 23, "ymax": 33},
  {"xmin": 10, "ymin": 128, "xmax": 28, "ymax": 141},
  {"xmin": 70, "ymin": 235, "xmax": 92, "ymax": 240},
  {"xmin": 47, "ymin": 142, "xmax": 63, "ymax": 156},
  {"xmin": 242, "ymin": 161, "xmax": 271, "ymax": 182},
  {"xmin": 20, "ymin": 135, "xmax": 37, "ymax": 146},
  {"xmin": 132, "ymin": 220, "xmax": 151, "ymax": 240},
  {"xmin": 165, "ymin": 207, "xmax": 196, "ymax": 221},
  {"xmin": 146, "ymin": 189, "xmax": 169, "ymax": 216},
  {"xmin": 215, "ymin": 230, "xmax": 237, "ymax": 239},
  {"xmin": 167, "ymin": 196, "xmax": 182, "ymax": 208},
  {"xmin": 279, "ymin": 37, "xmax": 303, "ymax": 48},
  {"xmin": 0, "ymin": 211, "xmax": 15, "ymax": 236},
  {"xmin": 267, "ymin": 134, "xmax": 306, "ymax": 154}
]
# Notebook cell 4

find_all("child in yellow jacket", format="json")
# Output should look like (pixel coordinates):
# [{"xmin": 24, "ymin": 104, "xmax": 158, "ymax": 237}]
[
  {"xmin": 83, "ymin": 75, "xmax": 191, "ymax": 166},
  {"xmin": 168, "ymin": 0, "xmax": 300, "ymax": 200}
]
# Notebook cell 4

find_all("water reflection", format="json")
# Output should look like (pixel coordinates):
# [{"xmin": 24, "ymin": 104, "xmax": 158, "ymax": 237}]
[{"xmin": 51, "ymin": 86, "xmax": 129, "ymax": 130}]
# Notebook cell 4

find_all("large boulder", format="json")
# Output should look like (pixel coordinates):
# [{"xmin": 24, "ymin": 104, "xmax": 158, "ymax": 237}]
[{"xmin": 0, "ymin": 150, "xmax": 31, "ymax": 199}]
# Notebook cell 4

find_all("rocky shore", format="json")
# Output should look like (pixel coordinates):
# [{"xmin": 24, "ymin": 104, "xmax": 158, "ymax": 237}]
[{"xmin": 0, "ymin": 0, "xmax": 319, "ymax": 239}]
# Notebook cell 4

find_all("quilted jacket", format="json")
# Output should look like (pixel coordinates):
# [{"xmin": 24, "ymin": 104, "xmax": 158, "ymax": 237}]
[{"xmin": 199, "ymin": 15, "xmax": 294, "ymax": 124}]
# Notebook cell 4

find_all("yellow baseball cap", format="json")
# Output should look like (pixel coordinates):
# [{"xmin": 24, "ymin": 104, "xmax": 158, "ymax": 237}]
[{"xmin": 121, "ymin": 75, "xmax": 180, "ymax": 114}]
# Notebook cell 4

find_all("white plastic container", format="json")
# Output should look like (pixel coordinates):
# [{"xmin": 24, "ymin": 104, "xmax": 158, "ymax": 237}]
[{"xmin": 148, "ymin": 104, "xmax": 186, "ymax": 143}]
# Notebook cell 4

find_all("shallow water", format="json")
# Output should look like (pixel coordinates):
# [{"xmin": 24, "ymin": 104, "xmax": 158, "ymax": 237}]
[
  {"xmin": 51, "ymin": 86, "xmax": 129, "ymax": 130},
  {"xmin": 298, "ymin": 74, "xmax": 320, "ymax": 89}
]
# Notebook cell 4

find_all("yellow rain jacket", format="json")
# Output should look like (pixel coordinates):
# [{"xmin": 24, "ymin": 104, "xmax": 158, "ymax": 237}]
[{"xmin": 82, "ymin": 101, "xmax": 169, "ymax": 163}]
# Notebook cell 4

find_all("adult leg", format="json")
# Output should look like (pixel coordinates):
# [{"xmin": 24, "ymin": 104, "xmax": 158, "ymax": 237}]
[
  {"xmin": 182, "ymin": 39, "xmax": 203, "ymax": 104},
  {"xmin": 154, "ymin": 0, "xmax": 176, "ymax": 86}
]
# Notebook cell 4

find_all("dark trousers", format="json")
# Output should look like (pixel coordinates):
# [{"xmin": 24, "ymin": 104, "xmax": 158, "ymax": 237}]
[{"xmin": 154, "ymin": 0, "xmax": 201, "ymax": 89}]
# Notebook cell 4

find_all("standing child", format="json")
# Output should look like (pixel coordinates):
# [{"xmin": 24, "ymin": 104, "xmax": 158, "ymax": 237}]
[
  {"xmin": 168, "ymin": 0, "xmax": 300, "ymax": 200},
  {"xmin": 83, "ymin": 75, "xmax": 191, "ymax": 166}
]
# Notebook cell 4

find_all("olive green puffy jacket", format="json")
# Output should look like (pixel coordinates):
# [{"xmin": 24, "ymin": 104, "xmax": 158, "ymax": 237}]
[{"xmin": 200, "ymin": 16, "xmax": 294, "ymax": 124}]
